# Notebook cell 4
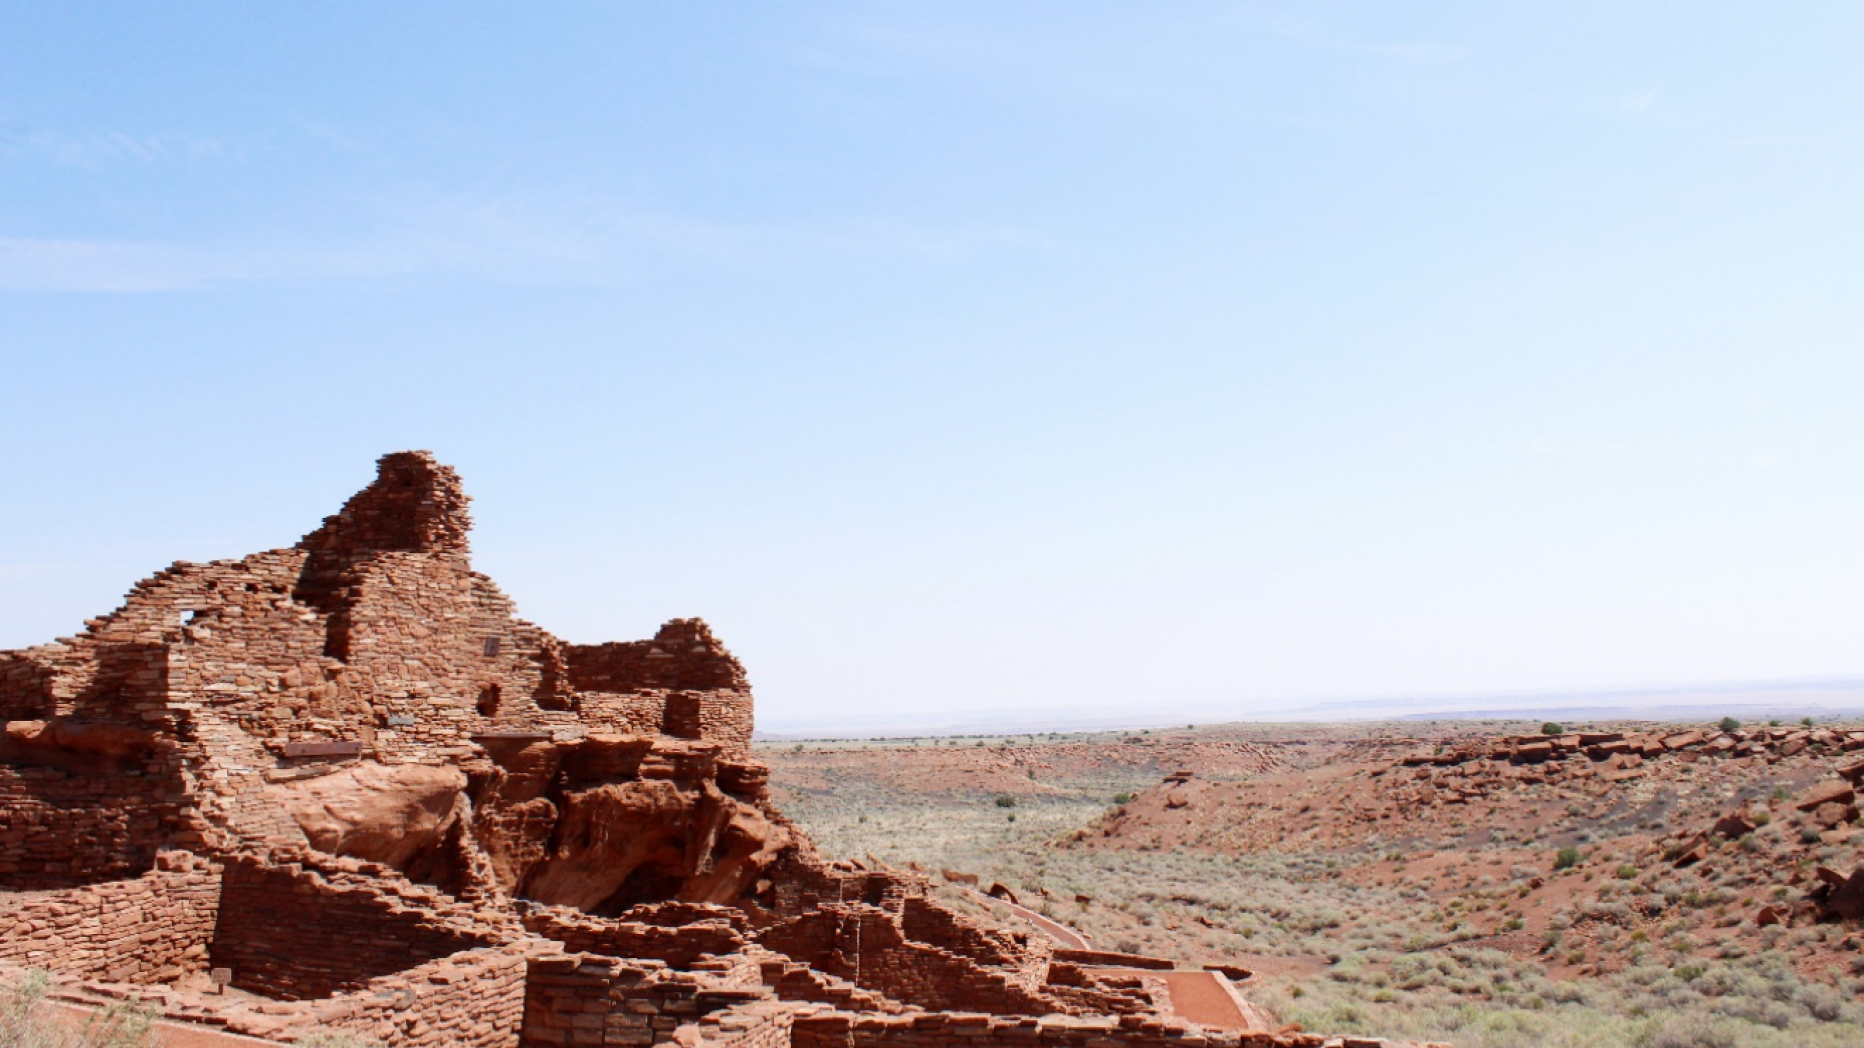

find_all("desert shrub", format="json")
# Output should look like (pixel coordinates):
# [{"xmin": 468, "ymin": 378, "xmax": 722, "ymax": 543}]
[
  {"xmin": 0, "ymin": 970, "xmax": 155, "ymax": 1048},
  {"xmin": 1554, "ymin": 846, "xmax": 1582, "ymax": 871},
  {"xmin": 1617, "ymin": 864, "xmax": 1640, "ymax": 880},
  {"xmin": 994, "ymin": 795, "xmax": 1016, "ymax": 808},
  {"xmin": 1719, "ymin": 716, "xmax": 1741, "ymax": 733},
  {"xmin": 1542, "ymin": 722, "xmax": 1564, "ymax": 736},
  {"xmin": 1752, "ymin": 810, "xmax": 1771, "ymax": 827}
]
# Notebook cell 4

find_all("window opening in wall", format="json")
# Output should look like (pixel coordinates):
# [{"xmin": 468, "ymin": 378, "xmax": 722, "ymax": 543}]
[
  {"xmin": 483, "ymin": 637, "xmax": 500, "ymax": 657},
  {"xmin": 477, "ymin": 683, "xmax": 501, "ymax": 717},
  {"xmin": 180, "ymin": 609, "xmax": 201, "ymax": 625}
]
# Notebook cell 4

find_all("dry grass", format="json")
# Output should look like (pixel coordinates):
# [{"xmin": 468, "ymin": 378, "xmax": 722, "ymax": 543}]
[
  {"xmin": 776, "ymin": 755, "xmax": 1864, "ymax": 1048},
  {"xmin": 0, "ymin": 971, "xmax": 153, "ymax": 1048}
]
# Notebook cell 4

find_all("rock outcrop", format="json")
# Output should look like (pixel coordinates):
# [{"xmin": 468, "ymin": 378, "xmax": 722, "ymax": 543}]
[{"xmin": 1, "ymin": 452, "xmax": 1439, "ymax": 1048}]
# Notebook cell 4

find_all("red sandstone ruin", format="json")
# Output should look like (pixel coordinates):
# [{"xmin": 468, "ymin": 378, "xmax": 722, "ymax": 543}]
[{"xmin": 0, "ymin": 452, "xmax": 1427, "ymax": 1048}]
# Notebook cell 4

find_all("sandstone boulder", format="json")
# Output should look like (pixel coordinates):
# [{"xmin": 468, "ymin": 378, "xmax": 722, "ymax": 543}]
[
  {"xmin": 1812, "ymin": 802, "xmax": 1856, "ymax": 829},
  {"xmin": 1712, "ymin": 814, "xmax": 1755, "ymax": 839},
  {"xmin": 1828, "ymin": 868, "xmax": 1864, "ymax": 921},
  {"xmin": 272, "ymin": 762, "xmax": 468, "ymax": 869},
  {"xmin": 1796, "ymin": 780, "xmax": 1855, "ymax": 812}
]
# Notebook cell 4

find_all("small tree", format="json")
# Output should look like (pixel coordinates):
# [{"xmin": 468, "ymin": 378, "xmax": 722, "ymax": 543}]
[
  {"xmin": 1718, "ymin": 716, "xmax": 1741, "ymax": 733},
  {"xmin": 1541, "ymin": 722, "xmax": 1563, "ymax": 736},
  {"xmin": 1802, "ymin": 716, "xmax": 1815, "ymax": 727}
]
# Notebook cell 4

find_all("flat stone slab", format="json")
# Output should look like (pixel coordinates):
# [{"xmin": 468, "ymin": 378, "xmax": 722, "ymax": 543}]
[{"xmin": 280, "ymin": 740, "xmax": 366, "ymax": 758}]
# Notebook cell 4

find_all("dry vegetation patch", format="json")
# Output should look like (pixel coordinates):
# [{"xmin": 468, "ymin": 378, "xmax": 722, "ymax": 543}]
[{"xmin": 765, "ymin": 719, "xmax": 1864, "ymax": 1048}]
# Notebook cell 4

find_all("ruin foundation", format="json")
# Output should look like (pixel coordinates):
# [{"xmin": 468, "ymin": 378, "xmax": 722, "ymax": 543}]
[{"xmin": 0, "ymin": 451, "xmax": 1437, "ymax": 1048}]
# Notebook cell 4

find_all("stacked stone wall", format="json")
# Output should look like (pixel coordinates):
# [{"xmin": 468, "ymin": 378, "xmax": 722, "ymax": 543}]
[
  {"xmin": 302, "ymin": 944, "xmax": 533, "ymax": 1048},
  {"xmin": 899, "ymin": 897, "xmax": 1027, "ymax": 968},
  {"xmin": 0, "ymin": 853, "xmax": 220, "ymax": 983},
  {"xmin": 768, "ymin": 858, "xmax": 927, "ymax": 921},
  {"xmin": 758, "ymin": 906, "xmax": 1057, "ymax": 1017},
  {"xmin": 523, "ymin": 907, "xmax": 747, "ymax": 969},
  {"xmin": 678, "ymin": 998, "xmax": 798, "ymax": 1048},
  {"xmin": 565, "ymin": 620, "xmax": 752, "ymax": 756},
  {"xmin": 789, "ymin": 1011, "xmax": 1330, "ymax": 1048},
  {"xmin": 518, "ymin": 953, "xmax": 729, "ymax": 1048},
  {"xmin": 0, "ymin": 767, "xmax": 173, "ymax": 888},
  {"xmin": 209, "ymin": 854, "xmax": 503, "ymax": 1000}
]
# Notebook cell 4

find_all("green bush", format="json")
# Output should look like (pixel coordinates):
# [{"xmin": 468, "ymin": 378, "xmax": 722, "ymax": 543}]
[
  {"xmin": 1554, "ymin": 846, "xmax": 1582, "ymax": 871},
  {"xmin": 994, "ymin": 795, "xmax": 1016, "ymax": 808},
  {"xmin": 1718, "ymin": 716, "xmax": 1741, "ymax": 733},
  {"xmin": 1541, "ymin": 722, "xmax": 1564, "ymax": 736}
]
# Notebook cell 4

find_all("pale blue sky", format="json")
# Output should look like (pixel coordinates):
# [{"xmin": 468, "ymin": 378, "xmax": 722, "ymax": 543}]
[{"xmin": 4, "ymin": 3, "xmax": 1864, "ymax": 727}]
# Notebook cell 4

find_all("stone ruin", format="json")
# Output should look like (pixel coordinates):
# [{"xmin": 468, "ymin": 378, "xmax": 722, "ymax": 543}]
[{"xmin": 0, "ymin": 452, "xmax": 1434, "ymax": 1048}]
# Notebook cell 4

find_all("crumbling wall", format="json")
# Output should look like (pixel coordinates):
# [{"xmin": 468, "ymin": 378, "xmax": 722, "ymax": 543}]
[
  {"xmin": 523, "ymin": 907, "xmax": 747, "ymax": 969},
  {"xmin": 209, "ymin": 853, "xmax": 504, "ymax": 1000},
  {"xmin": 567, "ymin": 619, "xmax": 753, "ymax": 756},
  {"xmin": 518, "ymin": 953, "xmax": 756, "ymax": 1048},
  {"xmin": 299, "ymin": 943, "xmax": 533, "ymax": 1048},
  {"xmin": 767, "ymin": 857, "xmax": 927, "ymax": 920},
  {"xmin": 788, "ymin": 1011, "xmax": 1323, "ymax": 1048},
  {"xmin": 899, "ymin": 897, "xmax": 1030, "ymax": 969},
  {"xmin": 0, "ymin": 853, "xmax": 219, "ymax": 983},
  {"xmin": 758, "ymin": 905, "xmax": 1058, "ymax": 1017}
]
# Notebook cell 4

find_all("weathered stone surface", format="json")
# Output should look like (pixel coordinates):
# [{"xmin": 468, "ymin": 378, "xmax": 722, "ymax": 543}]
[
  {"xmin": 272, "ymin": 762, "xmax": 468, "ymax": 869},
  {"xmin": 0, "ymin": 451, "xmax": 1411, "ymax": 1048},
  {"xmin": 1796, "ymin": 779, "xmax": 1855, "ymax": 812}
]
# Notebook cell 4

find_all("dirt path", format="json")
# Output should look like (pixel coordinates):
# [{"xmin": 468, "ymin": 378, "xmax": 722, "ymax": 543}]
[{"xmin": 1002, "ymin": 899, "xmax": 1091, "ymax": 949}]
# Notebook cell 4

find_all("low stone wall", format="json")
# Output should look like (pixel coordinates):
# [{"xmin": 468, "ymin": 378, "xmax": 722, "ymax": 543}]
[
  {"xmin": 0, "ymin": 853, "xmax": 219, "ymax": 983},
  {"xmin": 759, "ymin": 905, "xmax": 1058, "ymax": 1017},
  {"xmin": 209, "ymin": 853, "xmax": 503, "ymax": 1000},
  {"xmin": 302, "ymin": 943, "xmax": 533, "ymax": 1048},
  {"xmin": 524, "ymin": 907, "xmax": 746, "ymax": 969},
  {"xmin": 899, "ymin": 898, "xmax": 1026, "ymax": 968},
  {"xmin": 789, "ymin": 1010, "xmax": 1336, "ymax": 1048},
  {"xmin": 519, "ymin": 953, "xmax": 712, "ymax": 1047},
  {"xmin": 678, "ymin": 998, "xmax": 797, "ymax": 1048}
]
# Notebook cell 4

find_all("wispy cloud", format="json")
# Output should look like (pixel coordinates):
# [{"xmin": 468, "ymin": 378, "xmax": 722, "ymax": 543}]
[
  {"xmin": 0, "ymin": 195, "xmax": 1047, "ymax": 293},
  {"xmin": 5, "ymin": 130, "xmax": 233, "ymax": 169}
]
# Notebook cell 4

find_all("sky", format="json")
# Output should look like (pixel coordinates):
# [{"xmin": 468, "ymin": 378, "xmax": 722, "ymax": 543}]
[{"xmin": 4, "ymin": 2, "xmax": 1864, "ymax": 730}]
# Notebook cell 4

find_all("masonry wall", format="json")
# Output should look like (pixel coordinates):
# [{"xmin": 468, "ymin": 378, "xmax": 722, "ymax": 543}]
[
  {"xmin": 566, "ymin": 620, "xmax": 753, "ymax": 757},
  {"xmin": 209, "ymin": 854, "xmax": 504, "ymax": 1000},
  {"xmin": 0, "ymin": 853, "xmax": 220, "ymax": 983},
  {"xmin": 757, "ymin": 906, "xmax": 1058, "ymax": 1017},
  {"xmin": 0, "ymin": 767, "xmax": 173, "ymax": 889},
  {"xmin": 898, "ymin": 897, "xmax": 1027, "ymax": 968},
  {"xmin": 767, "ymin": 858, "xmax": 927, "ymax": 921},
  {"xmin": 523, "ymin": 907, "xmax": 746, "ymax": 969},
  {"xmin": 788, "ymin": 1011, "xmax": 1327, "ymax": 1048},
  {"xmin": 518, "ymin": 953, "xmax": 713, "ymax": 1048},
  {"xmin": 303, "ymin": 944, "xmax": 533, "ymax": 1048}
]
